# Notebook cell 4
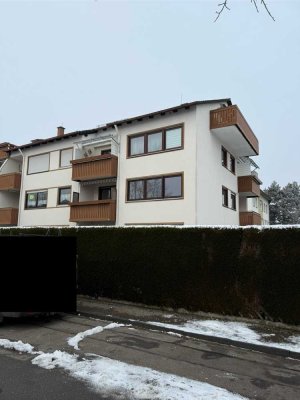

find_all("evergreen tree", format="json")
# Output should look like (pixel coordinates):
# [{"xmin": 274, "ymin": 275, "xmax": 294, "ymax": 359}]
[{"xmin": 264, "ymin": 181, "xmax": 300, "ymax": 225}]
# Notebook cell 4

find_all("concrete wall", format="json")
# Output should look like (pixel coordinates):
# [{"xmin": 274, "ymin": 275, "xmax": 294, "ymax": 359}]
[
  {"xmin": 117, "ymin": 108, "xmax": 197, "ymax": 225},
  {"xmin": 195, "ymin": 104, "xmax": 239, "ymax": 225}
]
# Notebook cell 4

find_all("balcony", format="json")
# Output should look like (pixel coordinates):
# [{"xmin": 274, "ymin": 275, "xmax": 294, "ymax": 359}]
[
  {"xmin": 71, "ymin": 154, "xmax": 118, "ymax": 182},
  {"xmin": 238, "ymin": 175, "xmax": 261, "ymax": 197},
  {"xmin": 210, "ymin": 105, "xmax": 259, "ymax": 156},
  {"xmin": 0, "ymin": 150, "xmax": 7, "ymax": 159},
  {"xmin": 0, "ymin": 208, "xmax": 18, "ymax": 226},
  {"xmin": 239, "ymin": 211, "xmax": 261, "ymax": 226},
  {"xmin": 69, "ymin": 200, "xmax": 116, "ymax": 223},
  {"xmin": 0, "ymin": 173, "xmax": 21, "ymax": 191}
]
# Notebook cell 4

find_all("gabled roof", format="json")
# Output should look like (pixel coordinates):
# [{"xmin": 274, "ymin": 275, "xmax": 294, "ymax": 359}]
[{"xmin": 9, "ymin": 98, "xmax": 231, "ymax": 152}]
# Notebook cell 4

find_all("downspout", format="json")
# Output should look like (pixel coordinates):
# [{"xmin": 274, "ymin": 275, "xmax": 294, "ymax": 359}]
[
  {"xmin": 113, "ymin": 125, "xmax": 121, "ymax": 226},
  {"xmin": 17, "ymin": 148, "xmax": 25, "ymax": 227}
]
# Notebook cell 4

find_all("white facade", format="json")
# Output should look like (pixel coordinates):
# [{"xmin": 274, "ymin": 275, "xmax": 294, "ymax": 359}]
[{"xmin": 0, "ymin": 100, "xmax": 269, "ymax": 227}]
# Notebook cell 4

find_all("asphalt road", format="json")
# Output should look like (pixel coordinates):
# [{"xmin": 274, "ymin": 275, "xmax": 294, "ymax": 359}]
[
  {"xmin": 0, "ymin": 351, "xmax": 112, "ymax": 400},
  {"xmin": 0, "ymin": 314, "xmax": 299, "ymax": 400}
]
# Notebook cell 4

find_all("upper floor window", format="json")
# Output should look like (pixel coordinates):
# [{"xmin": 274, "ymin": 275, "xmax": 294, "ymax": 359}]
[
  {"xmin": 231, "ymin": 192, "xmax": 236, "ymax": 210},
  {"xmin": 27, "ymin": 153, "xmax": 49, "ymax": 174},
  {"xmin": 128, "ymin": 125, "xmax": 183, "ymax": 157},
  {"xmin": 221, "ymin": 148, "xmax": 227, "ymax": 168},
  {"xmin": 127, "ymin": 174, "xmax": 183, "ymax": 201},
  {"xmin": 222, "ymin": 187, "xmax": 228, "ymax": 207},
  {"xmin": 58, "ymin": 187, "xmax": 71, "ymax": 205},
  {"xmin": 221, "ymin": 147, "xmax": 235, "ymax": 174},
  {"xmin": 230, "ymin": 155, "xmax": 235, "ymax": 174},
  {"xmin": 60, "ymin": 148, "xmax": 73, "ymax": 167},
  {"xmin": 25, "ymin": 190, "xmax": 48, "ymax": 209}
]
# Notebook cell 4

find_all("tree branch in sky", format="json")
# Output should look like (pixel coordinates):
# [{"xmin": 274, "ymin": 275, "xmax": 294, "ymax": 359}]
[{"xmin": 215, "ymin": 0, "xmax": 275, "ymax": 22}]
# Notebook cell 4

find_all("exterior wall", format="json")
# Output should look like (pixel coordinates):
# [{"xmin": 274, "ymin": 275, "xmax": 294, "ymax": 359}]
[
  {"xmin": 196, "ymin": 104, "xmax": 239, "ymax": 225},
  {"xmin": 18, "ymin": 141, "xmax": 80, "ymax": 226},
  {"xmin": 117, "ymin": 109, "xmax": 197, "ymax": 225}
]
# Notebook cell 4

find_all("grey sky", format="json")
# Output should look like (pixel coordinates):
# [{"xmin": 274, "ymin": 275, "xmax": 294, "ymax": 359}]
[{"xmin": 0, "ymin": 0, "xmax": 299, "ymax": 187}]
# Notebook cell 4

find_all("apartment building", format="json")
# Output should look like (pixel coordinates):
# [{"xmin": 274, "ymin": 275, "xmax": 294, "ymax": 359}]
[{"xmin": 0, "ymin": 99, "xmax": 268, "ymax": 227}]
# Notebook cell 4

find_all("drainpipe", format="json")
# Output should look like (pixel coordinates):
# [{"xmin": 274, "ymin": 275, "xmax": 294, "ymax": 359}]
[
  {"xmin": 17, "ymin": 148, "xmax": 25, "ymax": 227},
  {"xmin": 113, "ymin": 125, "xmax": 121, "ymax": 226}
]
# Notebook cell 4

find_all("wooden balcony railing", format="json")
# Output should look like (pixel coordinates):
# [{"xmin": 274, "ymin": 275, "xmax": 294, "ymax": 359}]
[
  {"xmin": 210, "ymin": 105, "xmax": 259, "ymax": 155},
  {"xmin": 238, "ymin": 175, "xmax": 260, "ymax": 197},
  {"xmin": 239, "ymin": 211, "xmax": 261, "ymax": 226},
  {"xmin": 71, "ymin": 154, "xmax": 118, "ymax": 182},
  {"xmin": 0, "ymin": 173, "xmax": 21, "ymax": 191},
  {"xmin": 0, "ymin": 208, "xmax": 18, "ymax": 225},
  {"xmin": 0, "ymin": 150, "xmax": 7, "ymax": 159},
  {"xmin": 69, "ymin": 200, "xmax": 116, "ymax": 222}
]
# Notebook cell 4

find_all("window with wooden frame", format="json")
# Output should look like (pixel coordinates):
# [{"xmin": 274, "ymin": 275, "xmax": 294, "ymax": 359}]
[
  {"xmin": 127, "ymin": 174, "xmax": 183, "ymax": 201},
  {"xmin": 58, "ymin": 187, "xmax": 71, "ymax": 205},
  {"xmin": 221, "ymin": 147, "xmax": 227, "ymax": 168},
  {"xmin": 128, "ymin": 125, "xmax": 183, "ymax": 157},
  {"xmin": 25, "ymin": 190, "xmax": 48, "ymax": 209},
  {"xmin": 222, "ymin": 186, "xmax": 229, "ymax": 207}
]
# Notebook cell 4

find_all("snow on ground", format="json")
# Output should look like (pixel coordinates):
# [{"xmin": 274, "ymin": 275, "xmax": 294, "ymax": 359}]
[
  {"xmin": 0, "ymin": 338, "xmax": 37, "ymax": 354},
  {"xmin": 33, "ymin": 350, "xmax": 247, "ymax": 400},
  {"xmin": 68, "ymin": 322, "xmax": 126, "ymax": 350},
  {"xmin": 146, "ymin": 319, "xmax": 300, "ymax": 353},
  {"xmin": 0, "ymin": 339, "xmax": 248, "ymax": 400}
]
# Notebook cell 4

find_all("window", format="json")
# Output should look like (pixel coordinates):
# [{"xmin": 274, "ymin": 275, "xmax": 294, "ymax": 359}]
[
  {"xmin": 60, "ymin": 148, "xmax": 73, "ymax": 167},
  {"xmin": 231, "ymin": 192, "xmax": 236, "ymax": 210},
  {"xmin": 27, "ymin": 153, "xmax": 49, "ymax": 174},
  {"xmin": 99, "ymin": 187, "xmax": 112, "ymax": 200},
  {"xmin": 127, "ymin": 174, "xmax": 183, "ymax": 201},
  {"xmin": 128, "ymin": 125, "xmax": 183, "ymax": 157},
  {"xmin": 221, "ymin": 148, "xmax": 227, "ymax": 168},
  {"xmin": 130, "ymin": 136, "xmax": 144, "ymax": 156},
  {"xmin": 25, "ymin": 190, "xmax": 48, "ymax": 209},
  {"xmin": 222, "ymin": 187, "xmax": 228, "ymax": 207},
  {"xmin": 148, "ymin": 132, "xmax": 162, "ymax": 152},
  {"xmin": 165, "ymin": 127, "xmax": 182, "ymax": 149},
  {"xmin": 58, "ymin": 187, "xmax": 71, "ymax": 205},
  {"xmin": 128, "ymin": 180, "xmax": 144, "ymax": 200},
  {"xmin": 230, "ymin": 155, "xmax": 235, "ymax": 174}
]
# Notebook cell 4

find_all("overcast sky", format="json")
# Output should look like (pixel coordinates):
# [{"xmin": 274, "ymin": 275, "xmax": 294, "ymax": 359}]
[{"xmin": 0, "ymin": 0, "xmax": 299, "ymax": 187}]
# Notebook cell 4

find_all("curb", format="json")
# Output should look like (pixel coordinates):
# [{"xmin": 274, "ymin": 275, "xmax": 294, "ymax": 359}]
[{"xmin": 75, "ymin": 309, "xmax": 300, "ymax": 361}]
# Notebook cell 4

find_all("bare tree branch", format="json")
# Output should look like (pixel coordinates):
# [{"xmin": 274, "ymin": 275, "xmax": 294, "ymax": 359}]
[
  {"xmin": 215, "ymin": 0, "xmax": 275, "ymax": 22},
  {"xmin": 261, "ymin": 0, "xmax": 275, "ymax": 21},
  {"xmin": 214, "ymin": 1, "xmax": 230, "ymax": 23}
]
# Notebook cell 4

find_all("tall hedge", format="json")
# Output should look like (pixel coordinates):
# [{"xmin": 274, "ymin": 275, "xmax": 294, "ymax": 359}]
[{"xmin": 1, "ymin": 226, "xmax": 299, "ymax": 324}]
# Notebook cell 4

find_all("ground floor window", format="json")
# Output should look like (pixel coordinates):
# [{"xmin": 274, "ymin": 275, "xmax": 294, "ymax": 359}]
[
  {"xmin": 25, "ymin": 190, "xmax": 48, "ymax": 209},
  {"xmin": 58, "ymin": 187, "xmax": 71, "ymax": 205},
  {"xmin": 127, "ymin": 174, "xmax": 183, "ymax": 201}
]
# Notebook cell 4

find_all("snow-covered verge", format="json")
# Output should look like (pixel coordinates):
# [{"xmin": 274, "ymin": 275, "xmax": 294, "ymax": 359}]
[
  {"xmin": 0, "ymin": 338, "xmax": 248, "ymax": 400},
  {"xmin": 68, "ymin": 322, "xmax": 126, "ymax": 350},
  {"xmin": 146, "ymin": 319, "xmax": 300, "ymax": 353}
]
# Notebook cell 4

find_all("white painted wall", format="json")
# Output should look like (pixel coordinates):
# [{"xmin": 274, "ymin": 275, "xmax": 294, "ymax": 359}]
[
  {"xmin": 117, "ymin": 109, "xmax": 197, "ymax": 225},
  {"xmin": 195, "ymin": 104, "xmax": 239, "ymax": 225}
]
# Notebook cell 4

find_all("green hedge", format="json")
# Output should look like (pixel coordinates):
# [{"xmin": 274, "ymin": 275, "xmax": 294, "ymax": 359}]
[{"xmin": 1, "ymin": 226, "xmax": 299, "ymax": 324}]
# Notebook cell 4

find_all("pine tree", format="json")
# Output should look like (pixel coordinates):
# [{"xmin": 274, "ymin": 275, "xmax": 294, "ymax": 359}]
[{"xmin": 264, "ymin": 181, "xmax": 300, "ymax": 225}]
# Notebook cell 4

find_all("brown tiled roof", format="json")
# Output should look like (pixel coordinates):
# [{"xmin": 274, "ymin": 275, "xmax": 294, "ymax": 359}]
[{"xmin": 9, "ymin": 99, "xmax": 231, "ymax": 152}]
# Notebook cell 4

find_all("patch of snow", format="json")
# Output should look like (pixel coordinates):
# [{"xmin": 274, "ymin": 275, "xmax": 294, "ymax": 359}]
[
  {"xmin": 68, "ymin": 322, "xmax": 126, "ymax": 350},
  {"xmin": 145, "ymin": 319, "xmax": 300, "ymax": 353},
  {"xmin": 32, "ymin": 351, "xmax": 248, "ymax": 400},
  {"xmin": 167, "ymin": 331, "xmax": 182, "ymax": 337},
  {"xmin": 0, "ymin": 339, "xmax": 37, "ymax": 354}
]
